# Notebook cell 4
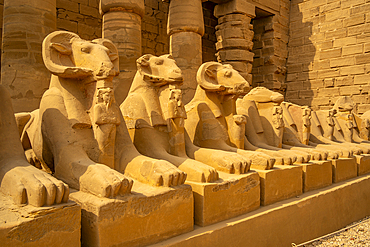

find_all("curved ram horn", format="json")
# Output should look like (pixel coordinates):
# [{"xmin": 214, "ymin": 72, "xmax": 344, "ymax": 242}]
[
  {"xmin": 42, "ymin": 31, "xmax": 93, "ymax": 78},
  {"xmin": 196, "ymin": 62, "xmax": 226, "ymax": 92}
]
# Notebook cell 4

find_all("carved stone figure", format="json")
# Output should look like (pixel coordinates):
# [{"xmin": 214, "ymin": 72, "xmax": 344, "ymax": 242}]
[
  {"xmin": 121, "ymin": 55, "xmax": 251, "ymax": 180},
  {"xmin": 0, "ymin": 85, "xmax": 69, "ymax": 207},
  {"xmin": 18, "ymin": 31, "xmax": 186, "ymax": 199},
  {"xmin": 237, "ymin": 87, "xmax": 311, "ymax": 165},
  {"xmin": 93, "ymin": 87, "xmax": 121, "ymax": 169},
  {"xmin": 185, "ymin": 62, "xmax": 275, "ymax": 170}
]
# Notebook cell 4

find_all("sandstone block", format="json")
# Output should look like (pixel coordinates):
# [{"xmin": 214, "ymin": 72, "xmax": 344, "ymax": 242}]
[
  {"xmin": 216, "ymin": 39, "xmax": 254, "ymax": 51},
  {"xmin": 356, "ymin": 154, "xmax": 370, "ymax": 176},
  {"xmin": 332, "ymin": 157, "xmax": 357, "ymax": 183},
  {"xmin": 343, "ymin": 14, "xmax": 365, "ymax": 27},
  {"xmin": 356, "ymin": 53, "xmax": 370, "ymax": 64},
  {"xmin": 253, "ymin": 165, "xmax": 303, "ymax": 206},
  {"xmin": 70, "ymin": 183, "xmax": 193, "ymax": 247},
  {"xmin": 354, "ymin": 74, "xmax": 370, "ymax": 84},
  {"xmin": 0, "ymin": 196, "xmax": 81, "ymax": 247},
  {"xmin": 300, "ymin": 161, "xmax": 332, "ymax": 192},
  {"xmin": 330, "ymin": 57, "xmax": 355, "ymax": 67},
  {"xmin": 217, "ymin": 49, "xmax": 254, "ymax": 62},
  {"xmin": 187, "ymin": 172, "xmax": 260, "ymax": 227}
]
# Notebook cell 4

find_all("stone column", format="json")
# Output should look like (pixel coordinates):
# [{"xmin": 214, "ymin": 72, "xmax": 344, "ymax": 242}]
[
  {"xmin": 167, "ymin": 0, "xmax": 204, "ymax": 104},
  {"xmin": 214, "ymin": 0, "xmax": 255, "ymax": 83},
  {"xmin": 1, "ymin": 0, "xmax": 56, "ymax": 112},
  {"xmin": 100, "ymin": 0, "xmax": 144, "ymax": 105}
]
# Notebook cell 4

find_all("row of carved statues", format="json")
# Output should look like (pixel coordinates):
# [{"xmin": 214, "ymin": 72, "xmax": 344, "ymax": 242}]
[{"xmin": 1, "ymin": 31, "xmax": 370, "ymax": 207}]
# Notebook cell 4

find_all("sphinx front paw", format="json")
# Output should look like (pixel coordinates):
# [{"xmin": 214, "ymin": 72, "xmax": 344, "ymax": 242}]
[{"xmin": 79, "ymin": 164, "xmax": 133, "ymax": 198}]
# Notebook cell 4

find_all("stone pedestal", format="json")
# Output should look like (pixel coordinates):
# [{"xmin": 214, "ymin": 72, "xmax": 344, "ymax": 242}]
[
  {"xmin": 0, "ymin": 195, "xmax": 80, "ymax": 247},
  {"xmin": 70, "ymin": 182, "xmax": 193, "ymax": 247},
  {"xmin": 151, "ymin": 174, "xmax": 370, "ymax": 247},
  {"xmin": 186, "ymin": 171, "xmax": 260, "ymax": 227},
  {"xmin": 332, "ymin": 157, "xmax": 357, "ymax": 183},
  {"xmin": 254, "ymin": 165, "xmax": 302, "ymax": 206},
  {"xmin": 299, "ymin": 160, "xmax": 332, "ymax": 193},
  {"xmin": 356, "ymin": 154, "xmax": 370, "ymax": 176}
]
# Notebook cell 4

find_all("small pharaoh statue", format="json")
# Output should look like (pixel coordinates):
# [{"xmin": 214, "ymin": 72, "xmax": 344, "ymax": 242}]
[
  {"xmin": 302, "ymin": 106, "xmax": 312, "ymax": 145},
  {"xmin": 94, "ymin": 86, "xmax": 121, "ymax": 169},
  {"xmin": 167, "ymin": 87, "xmax": 187, "ymax": 156},
  {"xmin": 272, "ymin": 105, "xmax": 284, "ymax": 131},
  {"xmin": 324, "ymin": 109, "xmax": 336, "ymax": 140}
]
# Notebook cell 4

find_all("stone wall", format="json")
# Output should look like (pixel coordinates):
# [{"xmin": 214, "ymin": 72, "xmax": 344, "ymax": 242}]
[
  {"xmin": 250, "ymin": 0, "xmax": 290, "ymax": 93},
  {"xmin": 56, "ymin": 0, "xmax": 170, "ymax": 55},
  {"xmin": 56, "ymin": 0, "xmax": 101, "ymax": 40},
  {"xmin": 286, "ymin": 0, "xmax": 370, "ymax": 113},
  {"xmin": 142, "ymin": 0, "xmax": 169, "ymax": 56},
  {"xmin": 202, "ymin": 1, "xmax": 218, "ymax": 63}
]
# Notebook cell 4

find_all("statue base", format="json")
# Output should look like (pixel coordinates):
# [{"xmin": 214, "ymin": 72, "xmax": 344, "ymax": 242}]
[
  {"xmin": 331, "ymin": 157, "xmax": 357, "ymax": 183},
  {"xmin": 356, "ymin": 154, "xmax": 370, "ymax": 176},
  {"xmin": 186, "ymin": 171, "xmax": 260, "ymax": 227},
  {"xmin": 0, "ymin": 194, "xmax": 80, "ymax": 247},
  {"xmin": 70, "ymin": 182, "xmax": 193, "ymax": 247},
  {"xmin": 253, "ymin": 165, "xmax": 303, "ymax": 206},
  {"xmin": 299, "ymin": 160, "xmax": 332, "ymax": 193}
]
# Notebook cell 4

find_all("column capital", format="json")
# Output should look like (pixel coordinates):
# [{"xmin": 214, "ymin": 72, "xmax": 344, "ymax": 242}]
[
  {"xmin": 100, "ymin": 0, "xmax": 145, "ymax": 17},
  {"xmin": 214, "ymin": 0, "xmax": 255, "ymax": 18}
]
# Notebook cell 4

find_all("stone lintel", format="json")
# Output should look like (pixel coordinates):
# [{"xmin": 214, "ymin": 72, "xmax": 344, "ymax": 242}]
[
  {"xmin": 0, "ymin": 196, "xmax": 81, "ymax": 247},
  {"xmin": 70, "ymin": 183, "xmax": 193, "ymax": 247},
  {"xmin": 186, "ymin": 171, "xmax": 260, "ymax": 227},
  {"xmin": 254, "ymin": 165, "xmax": 303, "ymax": 206},
  {"xmin": 332, "ymin": 157, "xmax": 357, "ymax": 183},
  {"xmin": 214, "ymin": 0, "xmax": 256, "ymax": 18}
]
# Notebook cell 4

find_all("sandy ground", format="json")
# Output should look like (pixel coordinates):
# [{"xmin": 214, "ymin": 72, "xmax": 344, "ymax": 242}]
[{"xmin": 295, "ymin": 216, "xmax": 370, "ymax": 246}]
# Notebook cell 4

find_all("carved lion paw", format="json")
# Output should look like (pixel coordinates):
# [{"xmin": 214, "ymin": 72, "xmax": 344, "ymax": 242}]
[
  {"xmin": 140, "ymin": 160, "xmax": 187, "ymax": 187},
  {"xmin": 79, "ymin": 164, "xmax": 133, "ymax": 198},
  {"xmin": 1, "ymin": 163, "xmax": 69, "ymax": 207},
  {"xmin": 212, "ymin": 153, "xmax": 251, "ymax": 174}
]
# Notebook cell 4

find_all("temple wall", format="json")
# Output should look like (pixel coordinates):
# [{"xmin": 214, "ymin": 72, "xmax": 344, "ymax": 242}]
[
  {"xmin": 249, "ymin": 0, "xmax": 290, "ymax": 94},
  {"xmin": 56, "ymin": 0, "xmax": 101, "ymax": 40},
  {"xmin": 286, "ymin": 0, "xmax": 370, "ymax": 113}
]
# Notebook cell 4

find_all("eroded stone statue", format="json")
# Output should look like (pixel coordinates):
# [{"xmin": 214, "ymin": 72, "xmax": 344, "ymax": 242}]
[
  {"xmin": 237, "ymin": 87, "xmax": 311, "ymax": 165},
  {"xmin": 18, "ymin": 31, "xmax": 186, "ymax": 199},
  {"xmin": 0, "ymin": 85, "xmax": 69, "ymax": 207},
  {"xmin": 185, "ymin": 62, "xmax": 275, "ymax": 170},
  {"xmin": 121, "ymin": 55, "xmax": 253, "ymax": 181}
]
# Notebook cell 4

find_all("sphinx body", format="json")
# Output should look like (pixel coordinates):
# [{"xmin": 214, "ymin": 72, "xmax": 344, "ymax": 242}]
[
  {"xmin": 0, "ymin": 85, "xmax": 69, "ymax": 207},
  {"xmin": 121, "ymin": 55, "xmax": 252, "ymax": 182},
  {"xmin": 18, "ymin": 31, "xmax": 186, "ymax": 198},
  {"xmin": 184, "ymin": 62, "xmax": 275, "ymax": 170}
]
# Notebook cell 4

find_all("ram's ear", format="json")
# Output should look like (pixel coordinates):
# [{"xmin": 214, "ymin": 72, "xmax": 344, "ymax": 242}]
[
  {"xmin": 43, "ymin": 31, "xmax": 93, "ymax": 78},
  {"xmin": 93, "ymin": 38, "xmax": 120, "ymax": 76},
  {"xmin": 196, "ymin": 62, "xmax": 225, "ymax": 92}
]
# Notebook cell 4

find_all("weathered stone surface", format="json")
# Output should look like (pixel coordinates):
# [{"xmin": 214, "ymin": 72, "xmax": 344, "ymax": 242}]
[
  {"xmin": 0, "ymin": 195, "xmax": 80, "ymax": 247},
  {"xmin": 70, "ymin": 183, "xmax": 193, "ymax": 247},
  {"xmin": 300, "ymin": 160, "xmax": 332, "ymax": 193},
  {"xmin": 187, "ymin": 171, "xmax": 260, "ymax": 226},
  {"xmin": 150, "ymin": 174, "xmax": 370, "ymax": 247},
  {"xmin": 332, "ymin": 157, "xmax": 357, "ymax": 183},
  {"xmin": 254, "ymin": 165, "xmax": 303, "ymax": 206}
]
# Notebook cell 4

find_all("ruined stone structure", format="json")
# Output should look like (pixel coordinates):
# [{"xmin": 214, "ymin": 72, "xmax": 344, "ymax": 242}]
[{"xmin": 2, "ymin": 1, "xmax": 370, "ymax": 247}]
